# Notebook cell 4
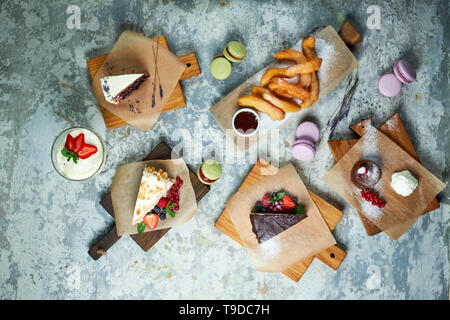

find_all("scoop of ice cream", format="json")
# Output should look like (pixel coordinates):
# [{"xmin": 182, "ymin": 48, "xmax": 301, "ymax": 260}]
[{"xmin": 390, "ymin": 170, "xmax": 418, "ymax": 197}]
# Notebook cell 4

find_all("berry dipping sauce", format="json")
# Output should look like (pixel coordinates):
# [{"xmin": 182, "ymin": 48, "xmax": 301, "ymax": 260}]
[{"xmin": 232, "ymin": 108, "xmax": 260, "ymax": 137}]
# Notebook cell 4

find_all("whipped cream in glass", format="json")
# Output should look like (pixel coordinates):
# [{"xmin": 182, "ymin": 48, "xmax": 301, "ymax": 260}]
[{"xmin": 51, "ymin": 127, "xmax": 107, "ymax": 181}]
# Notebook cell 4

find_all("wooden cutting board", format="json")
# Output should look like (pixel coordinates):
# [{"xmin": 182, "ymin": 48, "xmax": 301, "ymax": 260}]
[
  {"xmin": 88, "ymin": 141, "xmax": 210, "ymax": 260},
  {"xmin": 328, "ymin": 112, "xmax": 440, "ymax": 236},
  {"xmin": 214, "ymin": 158, "xmax": 347, "ymax": 282},
  {"xmin": 87, "ymin": 35, "xmax": 201, "ymax": 130}
]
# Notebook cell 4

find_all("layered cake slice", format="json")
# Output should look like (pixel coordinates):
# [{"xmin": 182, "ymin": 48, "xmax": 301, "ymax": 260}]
[
  {"xmin": 250, "ymin": 213, "xmax": 307, "ymax": 243},
  {"xmin": 100, "ymin": 73, "xmax": 149, "ymax": 104},
  {"xmin": 132, "ymin": 166, "xmax": 174, "ymax": 225}
]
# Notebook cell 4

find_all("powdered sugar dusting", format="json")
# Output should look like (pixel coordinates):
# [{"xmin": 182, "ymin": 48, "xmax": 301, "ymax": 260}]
[
  {"xmin": 259, "ymin": 238, "xmax": 282, "ymax": 261},
  {"xmin": 315, "ymin": 38, "xmax": 336, "ymax": 85},
  {"xmin": 384, "ymin": 116, "xmax": 399, "ymax": 132},
  {"xmin": 360, "ymin": 199, "xmax": 383, "ymax": 221},
  {"xmin": 361, "ymin": 126, "xmax": 379, "ymax": 158}
]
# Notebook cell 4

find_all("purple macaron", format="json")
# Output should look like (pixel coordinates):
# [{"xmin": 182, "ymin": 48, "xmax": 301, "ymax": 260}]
[
  {"xmin": 295, "ymin": 121, "xmax": 320, "ymax": 143},
  {"xmin": 393, "ymin": 59, "xmax": 416, "ymax": 84},
  {"xmin": 292, "ymin": 138, "xmax": 316, "ymax": 149},
  {"xmin": 378, "ymin": 72, "xmax": 402, "ymax": 97},
  {"xmin": 291, "ymin": 141, "xmax": 316, "ymax": 161}
]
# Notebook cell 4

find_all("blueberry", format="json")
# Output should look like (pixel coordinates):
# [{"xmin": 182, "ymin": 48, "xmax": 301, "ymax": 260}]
[
  {"xmin": 272, "ymin": 192, "xmax": 277, "ymax": 198},
  {"xmin": 159, "ymin": 211, "xmax": 166, "ymax": 220},
  {"xmin": 292, "ymin": 197, "xmax": 298, "ymax": 204},
  {"xmin": 255, "ymin": 201, "xmax": 262, "ymax": 209},
  {"xmin": 153, "ymin": 205, "xmax": 161, "ymax": 214},
  {"xmin": 261, "ymin": 207, "xmax": 267, "ymax": 213}
]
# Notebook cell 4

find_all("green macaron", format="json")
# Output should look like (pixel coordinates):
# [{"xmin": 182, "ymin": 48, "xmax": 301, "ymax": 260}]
[
  {"xmin": 210, "ymin": 55, "xmax": 232, "ymax": 80},
  {"xmin": 197, "ymin": 159, "xmax": 222, "ymax": 185},
  {"xmin": 223, "ymin": 41, "xmax": 247, "ymax": 63}
]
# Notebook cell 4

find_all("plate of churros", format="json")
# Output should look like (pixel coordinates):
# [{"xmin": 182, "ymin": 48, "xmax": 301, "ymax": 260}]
[{"xmin": 210, "ymin": 25, "xmax": 358, "ymax": 150}]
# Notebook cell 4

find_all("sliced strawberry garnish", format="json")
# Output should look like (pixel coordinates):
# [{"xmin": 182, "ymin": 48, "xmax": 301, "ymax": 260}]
[
  {"xmin": 64, "ymin": 134, "xmax": 76, "ymax": 152},
  {"xmin": 261, "ymin": 194, "xmax": 272, "ymax": 208},
  {"xmin": 77, "ymin": 143, "xmax": 97, "ymax": 159},
  {"xmin": 143, "ymin": 213, "xmax": 159, "ymax": 230},
  {"xmin": 73, "ymin": 133, "xmax": 85, "ymax": 154},
  {"xmin": 281, "ymin": 194, "xmax": 296, "ymax": 210},
  {"xmin": 158, "ymin": 197, "xmax": 170, "ymax": 208}
]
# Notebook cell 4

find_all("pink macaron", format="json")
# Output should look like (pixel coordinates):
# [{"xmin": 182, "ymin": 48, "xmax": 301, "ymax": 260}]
[
  {"xmin": 377, "ymin": 72, "xmax": 402, "ymax": 97},
  {"xmin": 393, "ymin": 59, "xmax": 416, "ymax": 84},
  {"xmin": 292, "ymin": 138, "xmax": 316, "ymax": 149},
  {"xmin": 291, "ymin": 140, "xmax": 316, "ymax": 161},
  {"xmin": 295, "ymin": 121, "xmax": 320, "ymax": 143}
]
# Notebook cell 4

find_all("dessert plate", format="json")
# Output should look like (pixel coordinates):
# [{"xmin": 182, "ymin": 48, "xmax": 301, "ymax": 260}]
[
  {"xmin": 328, "ymin": 113, "xmax": 441, "ymax": 237},
  {"xmin": 215, "ymin": 158, "xmax": 346, "ymax": 282},
  {"xmin": 323, "ymin": 125, "xmax": 446, "ymax": 234},
  {"xmin": 210, "ymin": 25, "xmax": 358, "ymax": 152},
  {"xmin": 87, "ymin": 35, "xmax": 201, "ymax": 130},
  {"xmin": 88, "ymin": 142, "xmax": 209, "ymax": 260}
]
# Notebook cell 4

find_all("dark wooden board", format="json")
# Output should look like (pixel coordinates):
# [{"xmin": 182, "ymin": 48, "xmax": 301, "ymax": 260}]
[
  {"xmin": 327, "ymin": 113, "xmax": 440, "ymax": 236},
  {"xmin": 88, "ymin": 141, "xmax": 210, "ymax": 260}
]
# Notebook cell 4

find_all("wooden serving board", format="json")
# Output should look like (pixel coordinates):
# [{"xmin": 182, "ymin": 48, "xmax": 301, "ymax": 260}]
[
  {"xmin": 214, "ymin": 158, "xmax": 346, "ymax": 282},
  {"xmin": 87, "ymin": 35, "xmax": 201, "ymax": 130},
  {"xmin": 88, "ymin": 141, "xmax": 210, "ymax": 260},
  {"xmin": 328, "ymin": 112, "xmax": 440, "ymax": 236}
]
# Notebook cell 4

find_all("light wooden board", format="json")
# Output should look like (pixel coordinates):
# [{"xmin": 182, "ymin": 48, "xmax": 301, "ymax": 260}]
[
  {"xmin": 328, "ymin": 113, "xmax": 440, "ymax": 236},
  {"xmin": 214, "ymin": 158, "xmax": 346, "ymax": 282},
  {"xmin": 87, "ymin": 35, "xmax": 201, "ymax": 130}
]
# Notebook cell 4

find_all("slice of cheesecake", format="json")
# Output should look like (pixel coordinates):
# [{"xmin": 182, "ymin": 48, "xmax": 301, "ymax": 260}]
[
  {"xmin": 250, "ymin": 213, "xmax": 307, "ymax": 243},
  {"xmin": 132, "ymin": 166, "xmax": 174, "ymax": 225},
  {"xmin": 100, "ymin": 73, "xmax": 149, "ymax": 104}
]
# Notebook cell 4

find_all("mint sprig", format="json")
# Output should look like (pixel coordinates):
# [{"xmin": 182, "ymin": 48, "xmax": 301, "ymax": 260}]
[
  {"xmin": 294, "ymin": 204, "xmax": 305, "ymax": 215},
  {"xmin": 166, "ymin": 202, "xmax": 176, "ymax": 218},
  {"xmin": 137, "ymin": 221, "xmax": 146, "ymax": 234},
  {"xmin": 269, "ymin": 192, "xmax": 285, "ymax": 202},
  {"xmin": 61, "ymin": 148, "xmax": 79, "ymax": 164}
]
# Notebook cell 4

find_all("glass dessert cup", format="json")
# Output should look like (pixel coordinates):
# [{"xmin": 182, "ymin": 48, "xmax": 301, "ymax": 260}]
[
  {"xmin": 51, "ymin": 127, "xmax": 107, "ymax": 181},
  {"xmin": 350, "ymin": 159, "xmax": 381, "ymax": 189}
]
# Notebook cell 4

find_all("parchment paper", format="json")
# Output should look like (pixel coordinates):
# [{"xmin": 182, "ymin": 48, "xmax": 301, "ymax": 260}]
[
  {"xmin": 111, "ymin": 158, "xmax": 197, "ymax": 236},
  {"xmin": 209, "ymin": 25, "xmax": 359, "ymax": 153},
  {"xmin": 323, "ymin": 125, "xmax": 446, "ymax": 233},
  {"xmin": 226, "ymin": 163, "xmax": 336, "ymax": 272},
  {"xmin": 92, "ymin": 30, "xmax": 186, "ymax": 130}
]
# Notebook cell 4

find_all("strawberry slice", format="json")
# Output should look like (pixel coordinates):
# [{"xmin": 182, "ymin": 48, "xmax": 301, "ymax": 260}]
[
  {"xmin": 261, "ymin": 194, "xmax": 272, "ymax": 208},
  {"xmin": 281, "ymin": 194, "xmax": 296, "ymax": 210},
  {"xmin": 73, "ymin": 133, "xmax": 85, "ymax": 154},
  {"xmin": 64, "ymin": 134, "xmax": 76, "ymax": 152},
  {"xmin": 143, "ymin": 213, "xmax": 159, "ymax": 231},
  {"xmin": 77, "ymin": 143, "xmax": 97, "ymax": 159}
]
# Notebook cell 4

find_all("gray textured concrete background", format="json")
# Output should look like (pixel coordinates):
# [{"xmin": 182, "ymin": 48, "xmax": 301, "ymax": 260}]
[{"xmin": 0, "ymin": 0, "xmax": 449, "ymax": 299}]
